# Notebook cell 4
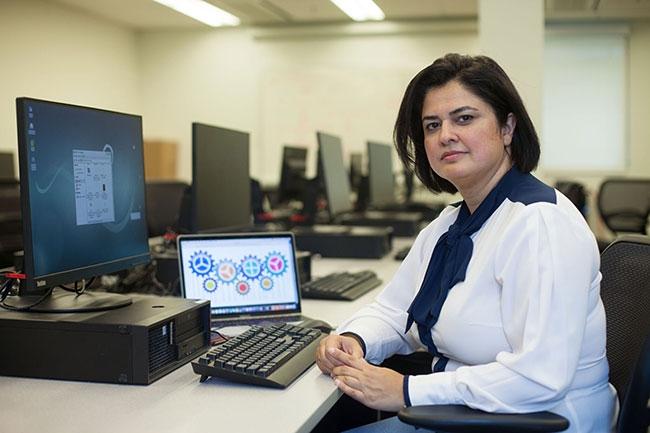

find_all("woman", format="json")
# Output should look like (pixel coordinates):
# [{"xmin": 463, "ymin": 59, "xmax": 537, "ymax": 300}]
[{"xmin": 315, "ymin": 54, "xmax": 616, "ymax": 432}]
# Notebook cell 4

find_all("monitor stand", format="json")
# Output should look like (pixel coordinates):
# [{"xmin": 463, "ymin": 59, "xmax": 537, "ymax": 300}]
[{"xmin": 4, "ymin": 290, "xmax": 132, "ymax": 313}]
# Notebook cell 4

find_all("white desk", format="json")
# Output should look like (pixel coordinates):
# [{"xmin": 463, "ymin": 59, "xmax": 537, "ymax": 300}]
[{"xmin": 0, "ymin": 239, "xmax": 410, "ymax": 433}]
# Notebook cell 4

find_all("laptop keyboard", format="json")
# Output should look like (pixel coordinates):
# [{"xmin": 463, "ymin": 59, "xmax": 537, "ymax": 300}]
[
  {"xmin": 301, "ymin": 270, "xmax": 382, "ymax": 301},
  {"xmin": 192, "ymin": 323, "xmax": 324, "ymax": 388}
]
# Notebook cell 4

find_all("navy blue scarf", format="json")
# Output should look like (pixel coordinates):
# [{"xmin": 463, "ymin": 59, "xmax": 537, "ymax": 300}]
[{"xmin": 405, "ymin": 167, "xmax": 555, "ymax": 372}]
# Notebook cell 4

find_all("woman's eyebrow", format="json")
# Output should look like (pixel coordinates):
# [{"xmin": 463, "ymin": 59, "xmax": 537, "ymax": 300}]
[
  {"xmin": 422, "ymin": 106, "xmax": 480, "ymax": 122},
  {"xmin": 449, "ymin": 106, "xmax": 479, "ymax": 115}
]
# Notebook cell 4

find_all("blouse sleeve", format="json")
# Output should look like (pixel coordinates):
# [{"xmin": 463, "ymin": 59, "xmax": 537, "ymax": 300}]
[{"xmin": 407, "ymin": 203, "xmax": 602, "ymax": 412}]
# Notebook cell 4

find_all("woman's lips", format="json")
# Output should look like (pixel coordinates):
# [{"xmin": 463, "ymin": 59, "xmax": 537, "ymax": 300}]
[{"xmin": 441, "ymin": 151, "xmax": 466, "ymax": 161}]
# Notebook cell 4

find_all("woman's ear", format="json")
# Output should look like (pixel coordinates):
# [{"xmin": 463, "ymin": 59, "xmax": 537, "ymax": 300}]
[{"xmin": 502, "ymin": 113, "xmax": 516, "ymax": 146}]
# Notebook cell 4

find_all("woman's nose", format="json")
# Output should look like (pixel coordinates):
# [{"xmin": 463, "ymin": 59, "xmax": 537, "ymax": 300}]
[{"xmin": 439, "ymin": 121, "xmax": 458, "ymax": 146}]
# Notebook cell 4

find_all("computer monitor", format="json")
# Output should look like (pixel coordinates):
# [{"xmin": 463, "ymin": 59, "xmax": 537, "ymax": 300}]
[
  {"xmin": 277, "ymin": 145, "xmax": 307, "ymax": 204},
  {"xmin": 0, "ymin": 152, "xmax": 16, "ymax": 181},
  {"xmin": 367, "ymin": 141, "xmax": 396, "ymax": 207},
  {"xmin": 316, "ymin": 131, "xmax": 354, "ymax": 219},
  {"xmin": 12, "ymin": 97, "xmax": 151, "ymax": 312},
  {"xmin": 349, "ymin": 152, "xmax": 364, "ymax": 192},
  {"xmin": 191, "ymin": 123, "xmax": 251, "ymax": 232}
]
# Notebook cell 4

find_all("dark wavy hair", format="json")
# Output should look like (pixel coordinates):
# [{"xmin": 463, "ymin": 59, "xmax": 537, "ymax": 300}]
[{"xmin": 393, "ymin": 53, "xmax": 540, "ymax": 194}]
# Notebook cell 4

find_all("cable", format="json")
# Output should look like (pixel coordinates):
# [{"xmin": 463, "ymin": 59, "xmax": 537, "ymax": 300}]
[
  {"xmin": 3, "ymin": 275, "xmax": 100, "ymax": 311},
  {"xmin": 0, "ymin": 287, "xmax": 54, "ymax": 312}
]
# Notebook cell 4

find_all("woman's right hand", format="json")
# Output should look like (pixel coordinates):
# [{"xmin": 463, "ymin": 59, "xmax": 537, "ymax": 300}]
[{"xmin": 316, "ymin": 334, "xmax": 364, "ymax": 374}]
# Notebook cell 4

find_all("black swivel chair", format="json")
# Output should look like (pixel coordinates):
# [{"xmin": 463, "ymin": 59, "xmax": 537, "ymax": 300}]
[
  {"xmin": 398, "ymin": 235, "xmax": 650, "ymax": 433},
  {"xmin": 145, "ymin": 181, "xmax": 190, "ymax": 237},
  {"xmin": 598, "ymin": 179, "xmax": 650, "ymax": 235}
]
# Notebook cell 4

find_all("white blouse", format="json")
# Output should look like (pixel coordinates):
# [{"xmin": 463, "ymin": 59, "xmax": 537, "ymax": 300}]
[{"xmin": 337, "ymin": 191, "xmax": 616, "ymax": 433}]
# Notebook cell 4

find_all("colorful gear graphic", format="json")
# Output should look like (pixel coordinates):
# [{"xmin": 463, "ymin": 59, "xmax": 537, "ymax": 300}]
[
  {"xmin": 264, "ymin": 251, "xmax": 288, "ymax": 277},
  {"xmin": 240, "ymin": 255, "xmax": 263, "ymax": 280},
  {"xmin": 260, "ymin": 277, "xmax": 274, "ymax": 291},
  {"xmin": 203, "ymin": 278, "xmax": 218, "ymax": 293},
  {"xmin": 235, "ymin": 280, "xmax": 250, "ymax": 295},
  {"xmin": 216, "ymin": 259, "xmax": 238, "ymax": 284},
  {"xmin": 189, "ymin": 251, "xmax": 214, "ymax": 276}
]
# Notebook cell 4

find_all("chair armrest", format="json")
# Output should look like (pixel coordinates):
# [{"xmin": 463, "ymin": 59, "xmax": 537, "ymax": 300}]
[{"xmin": 397, "ymin": 404, "xmax": 569, "ymax": 433}]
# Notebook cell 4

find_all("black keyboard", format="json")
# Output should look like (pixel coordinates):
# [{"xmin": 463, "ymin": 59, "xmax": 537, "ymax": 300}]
[
  {"xmin": 301, "ymin": 270, "xmax": 382, "ymax": 300},
  {"xmin": 192, "ymin": 323, "xmax": 324, "ymax": 388}
]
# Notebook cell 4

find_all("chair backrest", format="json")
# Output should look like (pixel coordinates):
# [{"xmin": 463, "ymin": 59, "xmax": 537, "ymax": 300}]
[
  {"xmin": 145, "ymin": 181, "xmax": 190, "ymax": 237},
  {"xmin": 599, "ymin": 235, "xmax": 650, "ymax": 432},
  {"xmin": 617, "ymin": 333, "xmax": 650, "ymax": 433},
  {"xmin": 597, "ymin": 179, "xmax": 650, "ymax": 235}
]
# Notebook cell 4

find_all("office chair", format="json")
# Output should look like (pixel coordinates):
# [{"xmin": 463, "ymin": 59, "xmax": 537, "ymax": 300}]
[
  {"xmin": 145, "ymin": 181, "xmax": 190, "ymax": 237},
  {"xmin": 398, "ymin": 235, "xmax": 650, "ymax": 433},
  {"xmin": 555, "ymin": 181, "xmax": 587, "ymax": 218},
  {"xmin": 597, "ymin": 179, "xmax": 650, "ymax": 235}
]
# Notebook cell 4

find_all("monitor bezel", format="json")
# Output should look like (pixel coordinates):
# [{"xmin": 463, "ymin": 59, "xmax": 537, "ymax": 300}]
[
  {"xmin": 176, "ymin": 231, "xmax": 303, "ymax": 318},
  {"xmin": 16, "ymin": 97, "xmax": 151, "ymax": 294}
]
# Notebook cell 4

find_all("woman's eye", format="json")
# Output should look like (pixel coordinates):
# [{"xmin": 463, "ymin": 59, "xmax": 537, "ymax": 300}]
[
  {"xmin": 457, "ymin": 114, "xmax": 473, "ymax": 123},
  {"xmin": 424, "ymin": 121, "xmax": 440, "ymax": 131}
]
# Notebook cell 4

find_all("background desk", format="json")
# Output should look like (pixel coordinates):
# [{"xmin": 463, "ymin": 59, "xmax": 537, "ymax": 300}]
[{"xmin": 0, "ymin": 238, "xmax": 410, "ymax": 433}]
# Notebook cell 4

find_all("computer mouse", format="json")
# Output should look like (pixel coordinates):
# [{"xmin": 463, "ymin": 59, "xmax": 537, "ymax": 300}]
[{"xmin": 301, "ymin": 319, "xmax": 334, "ymax": 334}]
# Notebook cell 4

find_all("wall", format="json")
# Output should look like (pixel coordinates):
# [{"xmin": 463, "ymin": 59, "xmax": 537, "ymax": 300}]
[
  {"xmin": 139, "ymin": 22, "xmax": 478, "ymax": 183},
  {"xmin": 0, "ymin": 0, "xmax": 140, "ymax": 170}
]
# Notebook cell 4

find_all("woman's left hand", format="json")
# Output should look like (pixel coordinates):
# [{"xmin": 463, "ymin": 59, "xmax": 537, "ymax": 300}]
[{"xmin": 328, "ymin": 347, "xmax": 405, "ymax": 412}]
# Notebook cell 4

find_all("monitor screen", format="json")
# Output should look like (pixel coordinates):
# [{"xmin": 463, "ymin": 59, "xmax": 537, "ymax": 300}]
[
  {"xmin": 316, "ymin": 131, "xmax": 354, "ymax": 218},
  {"xmin": 178, "ymin": 233, "xmax": 301, "ymax": 318},
  {"xmin": 191, "ymin": 123, "xmax": 251, "ymax": 233},
  {"xmin": 278, "ymin": 145, "xmax": 307, "ymax": 203},
  {"xmin": 16, "ymin": 98, "xmax": 150, "ymax": 293},
  {"xmin": 367, "ymin": 141, "xmax": 395, "ymax": 207}
]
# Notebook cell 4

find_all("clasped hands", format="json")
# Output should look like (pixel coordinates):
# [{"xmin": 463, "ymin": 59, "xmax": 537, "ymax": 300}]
[{"xmin": 315, "ymin": 334, "xmax": 405, "ymax": 412}]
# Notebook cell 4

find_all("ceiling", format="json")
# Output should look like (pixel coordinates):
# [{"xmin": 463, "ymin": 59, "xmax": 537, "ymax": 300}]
[{"xmin": 46, "ymin": 0, "xmax": 650, "ymax": 29}]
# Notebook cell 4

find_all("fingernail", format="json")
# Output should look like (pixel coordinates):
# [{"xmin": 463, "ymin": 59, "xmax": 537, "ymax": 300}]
[{"xmin": 334, "ymin": 379, "xmax": 341, "ymax": 386}]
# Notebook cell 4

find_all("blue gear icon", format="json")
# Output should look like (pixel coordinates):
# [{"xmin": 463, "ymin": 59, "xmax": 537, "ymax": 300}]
[
  {"xmin": 264, "ymin": 251, "xmax": 288, "ymax": 277},
  {"xmin": 189, "ymin": 251, "xmax": 214, "ymax": 276},
  {"xmin": 240, "ymin": 255, "xmax": 263, "ymax": 280},
  {"xmin": 215, "ymin": 259, "xmax": 238, "ymax": 284},
  {"xmin": 203, "ymin": 278, "xmax": 218, "ymax": 293}
]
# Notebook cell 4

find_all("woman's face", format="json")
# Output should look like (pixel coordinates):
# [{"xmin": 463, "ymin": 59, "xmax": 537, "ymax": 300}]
[{"xmin": 421, "ymin": 80, "xmax": 515, "ymax": 192}]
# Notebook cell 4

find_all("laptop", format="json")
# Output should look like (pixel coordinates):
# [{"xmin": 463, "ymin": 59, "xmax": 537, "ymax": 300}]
[{"xmin": 177, "ymin": 232, "xmax": 311, "ymax": 328}]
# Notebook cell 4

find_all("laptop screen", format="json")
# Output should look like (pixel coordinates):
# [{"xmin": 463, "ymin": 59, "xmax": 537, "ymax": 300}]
[{"xmin": 177, "ymin": 232, "xmax": 302, "ymax": 318}]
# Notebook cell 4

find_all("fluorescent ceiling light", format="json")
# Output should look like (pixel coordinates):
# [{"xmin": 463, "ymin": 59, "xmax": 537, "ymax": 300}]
[
  {"xmin": 330, "ymin": 0, "xmax": 385, "ymax": 21},
  {"xmin": 152, "ymin": 0, "xmax": 240, "ymax": 27}
]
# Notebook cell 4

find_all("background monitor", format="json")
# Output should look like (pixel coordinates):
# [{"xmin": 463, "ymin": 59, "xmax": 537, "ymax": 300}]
[
  {"xmin": 0, "ymin": 152, "xmax": 16, "ymax": 181},
  {"xmin": 191, "ymin": 123, "xmax": 251, "ymax": 232},
  {"xmin": 367, "ymin": 141, "xmax": 396, "ymax": 207},
  {"xmin": 277, "ymin": 145, "xmax": 307, "ymax": 204},
  {"xmin": 316, "ymin": 131, "xmax": 354, "ymax": 219},
  {"xmin": 14, "ymin": 97, "xmax": 150, "ymax": 311},
  {"xmin": 349, "ymin": 152, "xmax": 364, "ymax": 193}
]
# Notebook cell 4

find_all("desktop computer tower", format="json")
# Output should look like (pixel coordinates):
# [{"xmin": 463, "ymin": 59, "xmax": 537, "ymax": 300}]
[
  {"xmin": 0, "ymin": 294, "xmax": 210, "ymax": 384},
  {"xmin": 336, "ymin": 211, "xmax": 423, "ymax": 237},
  {"xmin": 292, "ymin": 225, "xmax": 392, "ymax": 259}
]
